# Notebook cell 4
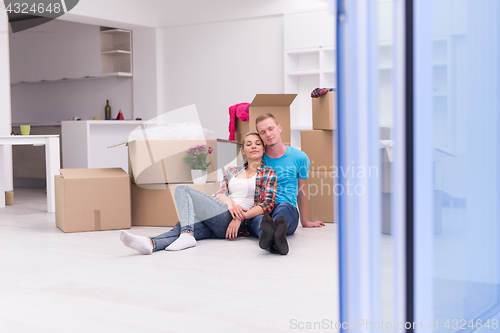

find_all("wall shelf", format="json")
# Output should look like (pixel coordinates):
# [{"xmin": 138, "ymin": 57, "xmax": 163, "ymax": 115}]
[
  {"xmin": 100, "ymin": 29, "xmax": 131, "ymax": 35},
  {"xmin": 101, "ymin": 50, "xmax": 131, "ymax": 55},
  {"xmin": 287, "ymin": 70, "xmax": 321, "ymax": 76},
  {"xmin": 10, "ymin": 74, "xmax": 131, "ymax": 86},
  {"xmin": 100, "ymin": 72, "xmax": 133, "ymax": 77}
]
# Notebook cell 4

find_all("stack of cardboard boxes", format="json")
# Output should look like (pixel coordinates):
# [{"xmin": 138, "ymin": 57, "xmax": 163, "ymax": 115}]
[
  {"xmin": 128, "ymin": 138, "xmax": 241, "ymax": 227},
  {"xmin": 55, "ymin": 94, "xmax": 298, "ymax": 233},
  {"xmin": 300, "ymin": 91, "xmax": 337, "ymax": 223},
  {"xmin": 55, "ymin": 139, "xmax": 242, "ymax": 232}
]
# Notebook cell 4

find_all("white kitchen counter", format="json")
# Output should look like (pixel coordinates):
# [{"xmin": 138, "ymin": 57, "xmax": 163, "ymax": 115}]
[{"xmin": 61, "ymin": 120, "xmax": 144, "ymax": 172}]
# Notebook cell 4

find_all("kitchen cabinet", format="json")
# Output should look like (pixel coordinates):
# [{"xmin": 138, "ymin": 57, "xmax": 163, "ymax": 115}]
[
  {"xmin": 100, "ymin": 29, "xmax": 133, "ymax": 76},
  {"xmin": 10, "ymin": 20, "xmax": 100, "ymax": 83},
  {"xmin": 9, "ymin": 21, "xmax": 133, "ymax": 84}
]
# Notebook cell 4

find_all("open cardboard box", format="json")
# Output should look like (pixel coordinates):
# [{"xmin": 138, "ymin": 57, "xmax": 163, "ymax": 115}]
[
  {"xmin": 235, "ymin": 94, "xmax": 296, "ymax": 146},
  {"xmin": 123, "ymin": 138, "xmax": 243, "ymax": 185}
]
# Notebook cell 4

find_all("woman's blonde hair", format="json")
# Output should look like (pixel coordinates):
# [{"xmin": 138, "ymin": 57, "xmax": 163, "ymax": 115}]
[{"xmin": 240, "ymin": 132, "xmax": 262, "ymax": 147}]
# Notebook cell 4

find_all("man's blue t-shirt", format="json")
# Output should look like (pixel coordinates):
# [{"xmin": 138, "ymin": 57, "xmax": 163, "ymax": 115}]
[{"xmin": 262, "ymin": 146, "xmax": 310, "ymax": 207}]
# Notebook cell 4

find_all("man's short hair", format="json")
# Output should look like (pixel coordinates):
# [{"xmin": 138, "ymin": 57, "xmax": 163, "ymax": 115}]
[{"xmin": 255, "ymin": 113, "xmax": 278, "ymax": 130}]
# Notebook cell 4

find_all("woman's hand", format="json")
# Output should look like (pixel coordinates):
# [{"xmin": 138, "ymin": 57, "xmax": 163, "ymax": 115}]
[
  {"xmin": 228, "ymin": 200, "xmax": 247, "ymax": 221},
  {"xmin": 226, "ymin": 218, "xmax": 242, "ymax": 240}
]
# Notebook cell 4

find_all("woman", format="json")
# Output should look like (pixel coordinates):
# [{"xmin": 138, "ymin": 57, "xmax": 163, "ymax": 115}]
[{"xmin": 120, "ymin": 132, "xmax": 277, "ymax": 254}]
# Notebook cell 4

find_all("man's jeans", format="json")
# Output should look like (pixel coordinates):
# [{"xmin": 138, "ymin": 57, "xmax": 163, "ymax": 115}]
[
  {"xmin": 246, "ymin": 202, "xmax": 299, "ymax": 252},
  {"xmin": 150, "ymin": 186, "xmax": 233, "ymax": 251}
]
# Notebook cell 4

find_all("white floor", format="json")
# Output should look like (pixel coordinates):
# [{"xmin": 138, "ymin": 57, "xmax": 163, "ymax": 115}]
[{"xmin": 0, "ymin": 188, "xmax": 339, "ymax": 333}]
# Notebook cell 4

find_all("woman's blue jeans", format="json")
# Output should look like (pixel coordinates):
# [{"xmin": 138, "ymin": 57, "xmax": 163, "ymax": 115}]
[{"xmin": 150, "ymin": 186, "xmax": 233, "ymax": 252}]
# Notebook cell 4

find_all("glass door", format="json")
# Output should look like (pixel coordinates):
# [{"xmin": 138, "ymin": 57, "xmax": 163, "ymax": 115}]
[
  {"xmin": 338, "ymin": 0, "xmax": 500, "ymax": 331},
  {"xmin": 426, "ymin": 0, "xmax": 500, "ymax": 329}
]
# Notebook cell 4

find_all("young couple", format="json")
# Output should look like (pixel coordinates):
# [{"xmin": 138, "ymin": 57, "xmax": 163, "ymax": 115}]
[{"xmin": 120, "ymin": 113, "xmax": 325, "ymax": 256}]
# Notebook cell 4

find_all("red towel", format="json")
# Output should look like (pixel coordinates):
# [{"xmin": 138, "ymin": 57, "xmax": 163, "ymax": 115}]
[{"xmin": 228, "ymin": 103, "xmax": 250, "ymax": 141}]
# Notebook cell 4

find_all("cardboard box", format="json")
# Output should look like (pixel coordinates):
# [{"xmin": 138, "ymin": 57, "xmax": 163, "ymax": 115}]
[
  {"xmin": 300, "ymin": 130, "xmax": 333, "ymax": 170},
  {"xmin": 128, "ymin": 139, "xmax": 242, "ymax": 185},
  {"xmin": 5, "ymin": 190, "xmax": 13, "ymax": 205},
  {"xmin": 305, "ymin": 170, "xmax": 336, "ymax": 223},
  {"xmin": 235, "ymin": 94, "xmax": 297, "ymax": 146},
  {"xmin": 131, "ymin": 182, "xmax": 221, "ymax": 227},
  {"xmin": 55, "ymin": 168, "xmax": 131, "ymax": 233},
  {"xmin": 312, "ymin": 91, "xmax": 337, "ymax": 130}
]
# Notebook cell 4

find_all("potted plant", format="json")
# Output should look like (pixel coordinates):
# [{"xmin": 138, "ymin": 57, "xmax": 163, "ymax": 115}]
[{"xmin": 182, "ymin": 144, "xmax": 213, "ymax": 184}]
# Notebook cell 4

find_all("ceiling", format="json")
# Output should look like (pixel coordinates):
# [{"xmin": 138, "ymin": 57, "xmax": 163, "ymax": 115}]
[
  {"xmin": 33, "ymin": 0, "xmax": 330, "ymax": 31},
  {"xmin": 148, "ymin": 0, "xmax": 330, "ymax": 28}
]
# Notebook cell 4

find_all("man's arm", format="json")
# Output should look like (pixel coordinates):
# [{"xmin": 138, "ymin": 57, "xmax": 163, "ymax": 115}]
[
  {"xmin": 243, "ymin": 206, "xmax": 265, "ymax": 219},
  {"xmin": 297, "ymin": 178, "xmax": 326, "ymax": 228}
]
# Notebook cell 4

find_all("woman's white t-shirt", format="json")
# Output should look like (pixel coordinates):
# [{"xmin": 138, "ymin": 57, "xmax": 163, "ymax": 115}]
[{"xmin": 228, "ymin": 174, "xmax": 256, "ymax": 210}]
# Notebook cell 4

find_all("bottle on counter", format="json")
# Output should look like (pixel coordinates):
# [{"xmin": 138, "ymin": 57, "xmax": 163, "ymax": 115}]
[{"xmin": 105, "ymin": 100, "xmax": 111, "ymax": 120}]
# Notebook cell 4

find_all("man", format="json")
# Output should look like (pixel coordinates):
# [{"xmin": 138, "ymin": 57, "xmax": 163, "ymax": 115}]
[{"xmin": 246, "ymin": 113, "xmax": 325, "ymax": 255}]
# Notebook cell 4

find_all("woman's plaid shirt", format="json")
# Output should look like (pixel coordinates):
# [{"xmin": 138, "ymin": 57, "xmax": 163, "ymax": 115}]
[{"xmin": 215, "ymin": 161, "xmax": 277, "ymax": 214}]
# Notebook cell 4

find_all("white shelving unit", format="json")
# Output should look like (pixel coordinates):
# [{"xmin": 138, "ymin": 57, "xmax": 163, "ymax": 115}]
[
  {"xmin": 100, "ymin": 29, "xmax": 133, "ymax": 76},
  {"xmin": 284, "ymin": 46, "xmax": 337, "ymax": 126},
  {"xmin": 284, "ymin": 47, "xmax": 336, "ymax": 147}
]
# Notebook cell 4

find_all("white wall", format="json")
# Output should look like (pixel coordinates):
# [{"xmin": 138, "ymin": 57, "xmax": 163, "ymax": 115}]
[
  {"xmin": 161, "ymin": 15, "xmax": 284, "ymax": 139},
  {"xmin": 1, "ymin": 10, "xmax": 12, "ymax": 190},
  {"xmin": 0, "ymin": 11, "xmax": 10, "ymax": 133},
  {"xmin": 132, "ymin": 28, "xmax": 159, "ymax": 121}
]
